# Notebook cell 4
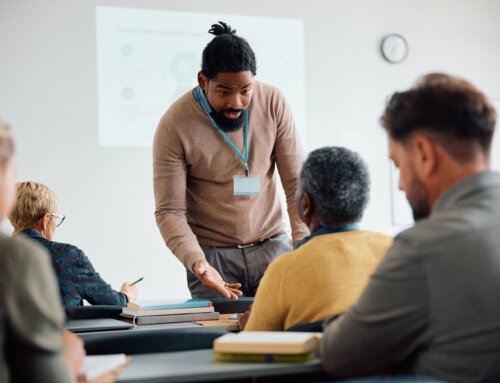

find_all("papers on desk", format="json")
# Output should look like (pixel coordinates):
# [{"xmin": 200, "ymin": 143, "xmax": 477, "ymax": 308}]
[
  {"xmin": 79, "ymin": 354, "xmax": 127, "ymax": 380},
  {"xmin": 193, "ymin": 313, "xmax": 239, "ymax": 331}
]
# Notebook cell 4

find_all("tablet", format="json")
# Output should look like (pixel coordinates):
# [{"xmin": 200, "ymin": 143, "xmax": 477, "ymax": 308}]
[{"xmin": 66, "ymin": 318, "xmax": 134, "ymax": 333}]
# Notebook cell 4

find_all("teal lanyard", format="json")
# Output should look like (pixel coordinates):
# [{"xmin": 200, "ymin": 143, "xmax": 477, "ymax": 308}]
[
  {"xmin": 193, "ymin": 86, "xmax": 249, "ymax": 176},
  {"xmin": 296, "ymin": 225, "xmax": 359, "ymax": 248}
]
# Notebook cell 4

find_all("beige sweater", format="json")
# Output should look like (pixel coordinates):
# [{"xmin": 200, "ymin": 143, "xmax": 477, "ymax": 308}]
[{"xmin": 153, "ymin": 81, "xmax": 309, "ymax": 270}]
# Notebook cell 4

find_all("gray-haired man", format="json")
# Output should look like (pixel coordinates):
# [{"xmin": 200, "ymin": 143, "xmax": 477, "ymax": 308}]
[{"xmin": 240, "ymin": 147, "xmax": 392, "ymax": 331}]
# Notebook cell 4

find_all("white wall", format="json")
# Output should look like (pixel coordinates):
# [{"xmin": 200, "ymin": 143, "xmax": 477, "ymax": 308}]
[{"xmin": 1, "ymin": 0, "xmax": 500, "ymax": 300}]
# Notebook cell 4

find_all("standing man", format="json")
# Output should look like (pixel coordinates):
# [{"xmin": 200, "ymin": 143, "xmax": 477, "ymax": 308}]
[
  {"xmin": 320, "ymin": 73, "xmax": 500, "ymax": 381},
  {"xmin": 153, "ymin": 22, "xmax": 308, "ymax": 299}
]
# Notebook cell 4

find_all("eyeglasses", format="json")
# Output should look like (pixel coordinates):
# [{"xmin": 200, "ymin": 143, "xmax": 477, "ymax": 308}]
[{"xmin": 50, "ymin": 214, "xmax": 65, "ymax": 227}]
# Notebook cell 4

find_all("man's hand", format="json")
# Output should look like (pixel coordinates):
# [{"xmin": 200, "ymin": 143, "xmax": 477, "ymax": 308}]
[
  {"xmin": 121, "ymin": 282, "xmax": 138, "ymax": 303},
  {"xmin": 193, "ymin": 259, "xmax": 242, "ymax": 300},
  {"xmin": 62, "ymin": 330, "xmax": 85, "ymax": 382}
]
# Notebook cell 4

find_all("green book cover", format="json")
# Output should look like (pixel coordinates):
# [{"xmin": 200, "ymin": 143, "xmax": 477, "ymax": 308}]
[{"xmin": 214, "ymin": 351, "xmax": 315, "ymax": 363}]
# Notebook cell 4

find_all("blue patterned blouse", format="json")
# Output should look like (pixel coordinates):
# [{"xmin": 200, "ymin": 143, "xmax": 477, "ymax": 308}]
[{"xmin": 20, "ymin": 229, "xmax": 128, "ymax": 307}]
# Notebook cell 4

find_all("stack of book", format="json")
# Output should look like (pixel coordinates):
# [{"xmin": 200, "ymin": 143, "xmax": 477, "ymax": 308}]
[
  {"xmin": 213, "ymin": 331, "xmax": 322, "ymax": 363},
  {"xmin": 120, "ymin": 299, "xmax": 219, "ymax": 325}
]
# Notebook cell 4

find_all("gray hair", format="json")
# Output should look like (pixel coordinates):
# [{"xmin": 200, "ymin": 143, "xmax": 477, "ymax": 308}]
[{"xmin": 299, "ymin": 147, "xmax": 370, "ymax": 227}]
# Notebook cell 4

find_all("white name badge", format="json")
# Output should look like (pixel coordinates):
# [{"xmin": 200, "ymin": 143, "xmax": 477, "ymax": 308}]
[{"xmin": 234, "ymin": 176, "xmax": 260, "ymax": 196}]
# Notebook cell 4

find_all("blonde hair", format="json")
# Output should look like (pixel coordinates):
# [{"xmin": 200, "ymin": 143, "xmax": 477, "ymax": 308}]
[
  {"xmin": 9, "ymin": 182, "xmax": 58, "ymax": 231},
  {"xmin": 0, "ymin": 122, "xmax": 15, "ymax": 167}
]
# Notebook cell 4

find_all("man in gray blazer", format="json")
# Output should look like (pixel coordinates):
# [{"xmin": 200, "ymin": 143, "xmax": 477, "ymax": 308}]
[{"xmin": 321, "ymin": 73, "xmax": 500, "ymax": 382}]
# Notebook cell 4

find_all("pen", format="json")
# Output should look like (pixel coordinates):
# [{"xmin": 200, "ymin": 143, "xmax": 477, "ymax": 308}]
[{"xmin": 130, "ymin": 277, "xmax": 144, "ymax": 286}]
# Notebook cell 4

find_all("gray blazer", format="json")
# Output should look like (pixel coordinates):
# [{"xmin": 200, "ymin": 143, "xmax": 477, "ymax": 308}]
[
  {"xmin": 0, "ymin": 234, "xmax": 71, "ymax": 383},
  {"xmin": 321, "ymin": 171, "xmax": 500, "ymax": 382}
]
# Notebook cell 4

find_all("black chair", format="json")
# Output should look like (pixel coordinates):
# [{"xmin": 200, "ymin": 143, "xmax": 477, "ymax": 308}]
[
  {"xmin": 65, "ymin": 305, "xmax": 123, "ymax": 320},
  {"xmin": 286, "ymin": 314, "xmax": 342, "ymax": 332},
  {"xmin": 285, "ymin": 319, "xmax": 325, "ymax": 332},
  {"xmin": 211, "ymin": 297, "xmax": 254, "ymax": 314},
  {"xmin": 83, "ymin": 328, "xmax": 228, "ymax": 355},
  {"xmin": 321, "ymin": 377, "xmax": 445, "ymax": 382}
]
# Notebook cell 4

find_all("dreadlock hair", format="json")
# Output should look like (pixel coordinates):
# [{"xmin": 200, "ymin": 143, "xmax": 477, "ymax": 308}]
[{"xmin": 201, "ymin": 21, "xmax": 257, "ymax": 79}]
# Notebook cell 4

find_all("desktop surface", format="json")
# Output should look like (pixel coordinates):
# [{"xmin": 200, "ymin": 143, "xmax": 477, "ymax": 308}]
[
  {"xmin": 76, "ymin": 314, "xmax": 239, "ymax": 341},
  {"xmin": 117, "ymin": 349, "xmax": 323, "ymax": 382}
]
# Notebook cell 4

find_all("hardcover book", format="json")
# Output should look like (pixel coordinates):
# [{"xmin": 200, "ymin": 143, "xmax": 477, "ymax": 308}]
[
  {"xmin": 122, "ymin": 305, "xmax": 214, "ymax": 317},
  {"xmin": 120, "ymin": 311, "xmax": 219, "ymax": 325},
  {"xmin": 213, "ymin": 331, "xmax": 322, "ymax": 355},
  {"xmin": 126, "ymin": 298, "xmax": 212, "ymax": 311},
  {"xmin": 213, "ymin": 351, "xmax": 315, "ymax": 363}
]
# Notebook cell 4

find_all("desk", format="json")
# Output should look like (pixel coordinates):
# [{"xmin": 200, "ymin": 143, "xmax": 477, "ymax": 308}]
[
  {"xmin": 76, "ymin": 314, "xmax": 238, "ymax": 342},
  {"xmin": 117, "ymin": 349, "xmax": 324, "ymax": 383}
]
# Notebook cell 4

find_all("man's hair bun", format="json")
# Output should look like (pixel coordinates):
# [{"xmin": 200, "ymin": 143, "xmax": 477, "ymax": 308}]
[{"xmin": 208, "ymin": 21, "xmax": 236, "ymax": 36}]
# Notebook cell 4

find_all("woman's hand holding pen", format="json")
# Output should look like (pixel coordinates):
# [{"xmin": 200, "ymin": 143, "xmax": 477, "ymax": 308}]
[{"xmin": 121, "ymin": 278, "xmax": 140, "ymax": 303}]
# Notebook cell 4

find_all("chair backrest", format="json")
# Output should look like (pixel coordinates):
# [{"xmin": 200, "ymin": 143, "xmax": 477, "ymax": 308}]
[
  {"xmin": 83, "ymin": 328, "xmax": 228, "ymax": 355},
  {"xmin": 331, "ymin": 377, "xmax": 446, "ymax": 382},
  {"xmin": 211, "ymin": 297, "xmax": 253, "ymax": 314},
  {"xmin": 285, "ymin": 319, "xmax": 325, "ymax": 332},
  {"xmin": 66, "ymin": 305, "xmax": 123, "ymax": 320}
]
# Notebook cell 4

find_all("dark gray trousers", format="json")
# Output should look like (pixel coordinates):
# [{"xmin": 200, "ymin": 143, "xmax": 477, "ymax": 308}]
[{"xmin": 187, "ymin": 233, "xmax": 292, "ymax": 298}]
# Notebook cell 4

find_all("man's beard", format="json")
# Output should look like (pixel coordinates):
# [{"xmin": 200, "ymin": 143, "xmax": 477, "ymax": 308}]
[
  {"xmin": 210, "ymin": 108, "xmax": 245, "ymax": 132},
  {"xmin": 407, "ymin": 177, "xmax": 431, "ymax": 221}
]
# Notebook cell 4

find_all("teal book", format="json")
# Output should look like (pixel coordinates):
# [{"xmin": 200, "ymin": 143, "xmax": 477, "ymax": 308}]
[{"xmin": 127, "ymin": 298, "xmax": 212, "ymax": 311}]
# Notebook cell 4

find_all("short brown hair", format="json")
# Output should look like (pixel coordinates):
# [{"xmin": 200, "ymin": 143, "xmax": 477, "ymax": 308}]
[
  {"xmin": 9, "ymin": 182, "xmax": 58, "ymax": 232},
  {"xmin": 0, "ymin": 122, "xmax": 15, "ymax": 167},
  {"xmin": 381, "ymin": 73, "xmax": 497, "ymax": 162}
]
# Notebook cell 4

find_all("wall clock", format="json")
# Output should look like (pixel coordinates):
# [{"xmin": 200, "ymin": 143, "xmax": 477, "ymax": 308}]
[{"xmin": 381, "ymin": 34, "xmax": 408, "ymax": 64}]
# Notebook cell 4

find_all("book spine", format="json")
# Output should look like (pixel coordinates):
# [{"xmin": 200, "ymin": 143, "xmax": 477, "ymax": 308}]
[
  {"xmin": 213, "ymin": 352, "xmax": 315, "ymax": 363},
  {"xmin": 122, "ymin": 306, "xmax": 215, "ymax": 317},
  {"xmin": 136, "ymin": 312, "xmax": 219, "ymax": 325}
]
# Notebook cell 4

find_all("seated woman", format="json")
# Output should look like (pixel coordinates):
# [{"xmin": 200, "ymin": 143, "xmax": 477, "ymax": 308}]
[
  {"xmin": 9, "ymin": 181, "xmax": 137, "ymax": 307},
  {"xmin": 242, "ymin": 147, "xmax": 392, "ymax": 331}
]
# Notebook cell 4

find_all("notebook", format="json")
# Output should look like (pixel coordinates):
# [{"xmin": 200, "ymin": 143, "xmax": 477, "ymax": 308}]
[
  {"xmin": 79, "ymin": 354, "xmax": 127, "ymax": 380},
  {"xmin": 213, "ymin": 351, "xmax": 315, "ymax": 363},
  {"xmin": 122, "ymin": 305, "xmax": 214, "ymax": 317},
  {"xmin": 120, "ymin": 311, "xmax": 219, "ymax": 325},
  {"xmin": 213, "ymin": 331, "xmax": 322, "ymax": 354},
  {"xmin": 66, "ymin": 318, "xmax": 134, "ymax": 333},
  {"xmin": 127, "ymin": 298, "xmax": 212, "ymax": 311}
]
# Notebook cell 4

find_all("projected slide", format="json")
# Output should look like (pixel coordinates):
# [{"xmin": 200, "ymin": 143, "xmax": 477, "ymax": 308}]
[{"xmin": 96, "ymin": 6, "xmax": 305, "ymax": 147}]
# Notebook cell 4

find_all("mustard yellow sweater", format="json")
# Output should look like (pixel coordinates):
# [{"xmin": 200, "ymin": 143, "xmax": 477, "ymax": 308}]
[{"xmin": 245, "ymin": 230, "xmax": 392, "ymax": 331}]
